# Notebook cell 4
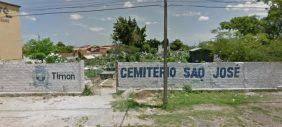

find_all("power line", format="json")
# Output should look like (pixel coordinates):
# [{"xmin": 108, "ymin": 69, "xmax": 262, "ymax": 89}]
[
  {"xmin": 21, "ymin": 0, "xmax": 251, "ymax": 11},
  {"xmin": 203, "ymin": 0, "xmax": 249, "ymax": 3},
  {"xmin": 22, "ymin": 0, "xmax": 126, "ymax": 11},
  {"xmin": 19, "ymin": 0, "xmax": 116, "ymax": 6},
  {"xmin": 169, "ymin": 0, "xmax": 247, "ymax": 4},
  {"xmin": 21, "ymin": 0, "xmax": 164, "ymax": 10},
  {"xmin": 17, "ymin": 4, "xmax": 163, "ymax": 17},
  {"xmin": 1, "ymin": 3, "xmax": 269, "ymax": 18},
  {"xmin": 22, "ymin": 1, "xmax": 162, "ymax": 12},
  {"xmin": 169, "ymin": 4, "xmax": 269, "ymax": 9}
]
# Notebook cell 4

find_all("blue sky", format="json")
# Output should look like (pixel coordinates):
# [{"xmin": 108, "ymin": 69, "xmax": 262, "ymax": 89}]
[{"xmin": 3, "ymin": 0, "xmax": 269, "ymax": 46}]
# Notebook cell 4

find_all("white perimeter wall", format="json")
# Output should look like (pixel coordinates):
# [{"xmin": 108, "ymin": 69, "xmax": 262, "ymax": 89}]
[
  {"xmin": 0, "ymin": 61, "xmax": 84, "ymax": 93},
  {"xmin": 117, "ymin": 62, "xmax": 282, "ymax": 90}
]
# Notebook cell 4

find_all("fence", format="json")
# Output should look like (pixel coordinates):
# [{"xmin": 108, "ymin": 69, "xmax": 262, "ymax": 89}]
[
  {"xmin": 117, "ymin": 62, "xmax": 282, "ymax": 90},
  {"xmin": 0, "ymin": 61, "xmax": 84, "ymax": 94}
]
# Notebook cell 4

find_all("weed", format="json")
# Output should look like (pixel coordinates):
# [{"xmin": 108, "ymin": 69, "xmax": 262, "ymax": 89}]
[
  {"xmin": 112, "ymin": 90, "xmax": 124, "ymax": 98},
  {"xmin": 166, "ymin": 91, "xmax": 260, "ymax": 110},
  {"xmin": 182, "ymin": 84, "xmax": 192, "ymax": 93},
  {"xmin": 82, "ymin": 85, "xmax": 93, "ymax": 96},
  {"xmin": 112, "ymin": 98, "xmax": 162, "ymax": 111},
  {"xmin": 149, "ymin": 112, "xmax": 195, "ymax": 127},
  {"xmin": 76, "ymin": 116, "xmax": 89, "ymax": 127}
]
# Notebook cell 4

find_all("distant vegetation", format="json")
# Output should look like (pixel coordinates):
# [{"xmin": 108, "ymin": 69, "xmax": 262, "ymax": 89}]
[
  {"xmin": 200, "ymin": 0, "xmax": 282, "ymax": 62},
  {"xmin": 23, "ymin": 0, "xmax": 281, "ymax": 63},
  {"xmin": 23, "ymin": 38, "xmax": 74, "ymax": 63},
  {"xmin": 110, "ymin": 16, "xmax": 191, "ymax": 63}
]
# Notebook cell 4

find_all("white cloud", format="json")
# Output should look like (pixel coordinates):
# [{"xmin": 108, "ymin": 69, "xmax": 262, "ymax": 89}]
[
  {"xmin": 198, "ymin": 16, "xmax": 209, "ymax": 21},
  {"xmin": 173, "ymin": 11, "xmax": 210, "ymax": 22},
  {"xmin": 89, "ymin": 27, "xmax": 105, "ymax": 32},
  {"xmin": 248, "ymin": 12, "xmax": 268, "ymax": 17},
  {"xmin": 21, "ymin": 12, "xmax": 37, "ymax": 21},
  {"xmin": 101, "ymin": 17, "xmax": 114, "ymax": 21},
  {"xmin": 137, "ymin": 0, "xmax": 144, "ymax": 2},
  {"xmin": 226, "ymin": 1, "xmax": 270, "ymax": 12},
  {"xmin": 70, "ymin": 13, "xmax": 83, "ymax": 20},
  {"xmin": 145, "ymin": 21, "xmax": 158, "ymax": 25},
  {"xmin": 173, "ymin": 11, "xmax": 201, "ymax": 17},
  {"xmin": 124, "ymin": 1, "xmax": 134, "ymax": 8},
  {"xmin": 72, "ymin": 22, "xmax": 105, "ymax": 32}
]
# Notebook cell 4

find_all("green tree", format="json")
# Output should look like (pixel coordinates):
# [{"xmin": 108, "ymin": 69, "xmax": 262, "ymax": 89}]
[
  {"xmin": 261, "ymin": 0, "xmax": 282, "ymax": 38},
  {"xmin": 23, "ymin": 38, "xmax": 57, "ymax": 62},
  {"xmin": 170, "ymin": 39, "xmax": 189, "ymax": 51},
  {"xmin": 219, "ymin": 0, "xmax": 281, "ymax": 39},
  {"xmin": 141, "ymin": 39, "xmax": 161, "ymax": 53},
  {"xmin": 56, "ymin": 42, "xmax": 74, "ymax": 53},
  {"xmin": 112, "ymin": 17, "xmax": 147, "ymax": 46},
  {"xmin": 198, "ymin": 0, "xmax": 282, "ymax": 62},
  {"xmin": 146, "ymin": 38, "xmax": 161, "ymax": 49},
  {"xmin": 219, "ymin": 16, "xmax": 265, "ymax": 36}
]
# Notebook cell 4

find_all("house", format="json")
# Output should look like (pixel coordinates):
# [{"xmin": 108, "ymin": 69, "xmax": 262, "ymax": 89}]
[
  {"xmin": 188, "ymin": 48, "xmax": 213, "ymax": 63},
  {"xmin": 92, "ymin": 47, "xmax": 108, "ymax": 55},
  {"xmin": 0, "ymin": 1, "xmax": 22, "ymax": 60},
  {"xmin": 61, "ymin": 44, "xmax": 114, "ymax": 59}
]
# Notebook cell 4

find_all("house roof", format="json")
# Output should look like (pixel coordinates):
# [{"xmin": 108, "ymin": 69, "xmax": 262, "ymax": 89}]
[
  {"xmin": 83, "ymin": 55, "xmax": 95, "ymax": 59},
  {"xmin": 101, "ymin": 45, "xmax": 115, "ymax": 48},
  {"xmin": 0, "ymin": 1, "xmax": 21, "ymax": 7},
  {"xmin": 190, "ymin": 47, "xmax": 211, "ymax": 52},
  {"xmin": 190, "ymin": 48, "xmax": 202, "ymax": 52}
]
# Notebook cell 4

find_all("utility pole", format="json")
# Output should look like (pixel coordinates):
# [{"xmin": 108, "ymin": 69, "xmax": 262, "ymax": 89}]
[{"xmin": 163, "ymin": 0, "xmax": 168, "ymax": 106}]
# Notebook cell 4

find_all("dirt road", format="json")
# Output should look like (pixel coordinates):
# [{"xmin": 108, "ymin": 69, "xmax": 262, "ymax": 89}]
[{"xmin": 0, "ymin": 88, "xmax": 125, "ymax": 127}]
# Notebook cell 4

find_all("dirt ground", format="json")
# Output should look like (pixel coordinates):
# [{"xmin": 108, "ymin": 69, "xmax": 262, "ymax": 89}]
[
  {"xmin": 0, "ymin": 87, "xmax": 281, "ymax": 127},
  {"xmin": 0, "ymin": 88, "xmax": 123, "ymax": 127},
  {"xmin": 0, "ymin": 79, "xmax": 147, "ymax": 127},
  {"xmin": 131, "ymin": 92, "xmax": 282, "ymax": 127}
]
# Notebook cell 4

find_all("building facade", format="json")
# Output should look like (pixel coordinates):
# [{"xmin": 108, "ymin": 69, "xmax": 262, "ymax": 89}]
[{"xmin": 0, "ymin": 1, "xmax": 22, "ymax": 60}]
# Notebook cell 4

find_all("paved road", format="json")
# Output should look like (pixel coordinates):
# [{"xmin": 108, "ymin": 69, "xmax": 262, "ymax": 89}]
[{"xmin": 0, "ymin": 88, "xmax": 125, "ymax": 127}]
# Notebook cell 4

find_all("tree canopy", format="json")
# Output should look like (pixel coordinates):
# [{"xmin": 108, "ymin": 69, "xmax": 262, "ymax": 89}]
[
  {"xmin": 219, "ymin": 16, "xmax": 265, "ymax": 36},
  {"xmin": 23, "ymin": 38, "xmax": 71, "ymax": 63},
  {"xmin": 200, "ymin": 0, "xmax": 282, "ymax": 62},
  {"xmin": 170, "ymin": 39, "xmax": 189, "ymax": 51},
  {"xmin": 56, "ymin": 42, "xmax": 74, "ymax": 53},
  {"xmin": 23, "ymin": 38, "xmax": 56, "ymax": 62},
  {"xmin": 218, "ymin": 0, "xmax": 281, "ymax": 39},
  {"xmin": 112, "ymin": 17, "xmax": 147, "ymax": 46}
]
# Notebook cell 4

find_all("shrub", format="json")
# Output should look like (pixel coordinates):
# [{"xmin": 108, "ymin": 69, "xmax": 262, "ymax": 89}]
[
  {"xmin": 82, "ymin": 85, "xmax": 93, "ymax": 96},
  {"xmin": 183, "ymin": 84, "xmax": 192, "ymax": 93}
]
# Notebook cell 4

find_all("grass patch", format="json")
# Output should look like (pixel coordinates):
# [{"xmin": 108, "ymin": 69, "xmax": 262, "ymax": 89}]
[
  {"xmin": 112, "ymin": 91, "xmax": 262, "ymax": 111},
  {"xmin": 85, "ymin": 69, "xmax": 102, "ymax": 78},
  {"xmin": 82, "ymin": 85, "xmax": 93, "ymax": 96},
  {"xmin": 112, "ymin": 90, "xmax": 124, "ymax": 98},
  {"xmin": 142, "ymin": 109, "xmax": 247, "ymax": 127},
  {"xmin": 76, "ymin": 116, "xmax": 89, "ymax": 127},
  {"xmin": 251, "ymin": 106, "xmax": 271, "ymax": 116},
  {"xmin": 111, "ymin": 99, "xmax": 139, "ymax": 111},
  {"xmin": 166, "ymin": 91, "xmax": 261, "ymax": 110},
  {"xmin": 111, "ymin": 98, "xmax": 162, "ymax": 111},
  {"xmin": 148, "ymin": 112, "xmax": 195, "ymax": 127}
]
